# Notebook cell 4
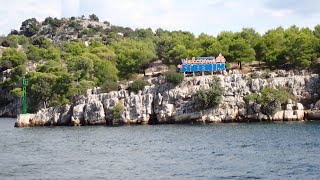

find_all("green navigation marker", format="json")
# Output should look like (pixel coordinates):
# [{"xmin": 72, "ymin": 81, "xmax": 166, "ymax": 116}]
[{"xmin": 22, "ymin": 77, "xmax": 28, "ymax": 114}]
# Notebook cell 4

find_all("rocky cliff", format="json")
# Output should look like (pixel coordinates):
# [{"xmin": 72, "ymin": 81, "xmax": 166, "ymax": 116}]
[{"xmin": 15, "ymin": 70, "xmax": 320, "ymax": 127}]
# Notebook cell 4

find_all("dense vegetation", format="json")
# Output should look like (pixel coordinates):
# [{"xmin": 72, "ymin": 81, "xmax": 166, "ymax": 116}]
[
  {"xmin": 166, "ymin": 69, "xmax": 184, "ymax": 85},
  {"xmin": 127, "ymin": 80, "xmax": 149, "ymax": 93},
  {"xmin": 0, "ymin": 14, "xmax": 320, "ymax": 112},
  {"xmin": 109, "ymin": 103, "xmax": 124, "ymax": 120},
  {"xmin": 195, "ymin": 77, "xmax": 223, "ymax": 109},
  {"xmin": 244, "ymin": 87, "xmax": 292, "ymax": 115}
]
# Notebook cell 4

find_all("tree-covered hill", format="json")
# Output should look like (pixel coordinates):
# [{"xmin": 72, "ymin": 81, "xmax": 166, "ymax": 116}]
[{"xmin": 1, "ymin": 14, "xmax": 320, "ymax": 113}]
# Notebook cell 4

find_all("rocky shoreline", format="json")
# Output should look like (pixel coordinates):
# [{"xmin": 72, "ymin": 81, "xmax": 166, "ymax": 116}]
[{"xmin": 15, "ymin": 70, "xmax": 320, "ymax": 127}]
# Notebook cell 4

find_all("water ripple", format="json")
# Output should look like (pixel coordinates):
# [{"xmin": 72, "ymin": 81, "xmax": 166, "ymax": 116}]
[{"xmin": 0, "ymin": 118, "xmax": 320, "ymax": 179}]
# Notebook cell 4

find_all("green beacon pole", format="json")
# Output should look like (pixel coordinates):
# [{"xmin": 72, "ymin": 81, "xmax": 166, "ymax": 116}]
[{"xmin": 22, "ymin": 77, "xmax": 28, "ymax": 114}]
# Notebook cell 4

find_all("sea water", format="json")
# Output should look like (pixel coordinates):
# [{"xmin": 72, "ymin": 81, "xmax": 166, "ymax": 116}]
[{"xmin": 0, "ymin": 118, "xmax": 319, "ymax": 179}]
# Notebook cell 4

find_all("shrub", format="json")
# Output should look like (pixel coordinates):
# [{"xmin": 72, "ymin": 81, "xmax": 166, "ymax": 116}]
[
  {"xmin": 1, "ymin": 35, "xmax": 19, "ymax": 48},
  {"xmin": 127, "ymin": 79, "xmax": 149, "ymax": 93},
  {"xmin": 103, "ymin": 21, "xmax": 110, "ymax": 26},
  {"xmin": 244, "ymin": 87, "xmax": 292, "ymax": 115},
  {"xmin": 225, "ymin": 62, "xmax": 231, "ymax": 70},
  {"xmin": 1, "ymin": 39, "xmax": 10, "ymax": 47},
  {"xmin": 89, "ymin": 14, "xmax": 99, "ymax": 22},
  {"xmin": 101, "ymin": 80, "xmax": 118, "ymax": 93},
  {"xmin": 0, "ymin": 48, "xmax": 28, "ymax": 71},
  {"xmin": 110, "ymin": 103, "xmax": 124, "ymax": 119},
  {"xmin": 68, "ymin": 20, "xmax": 81, "ymax": 29},
  {"xmin": 18, "ymin": 35, "xmax": 29, "ymax": 46},
  {"xmin": 195, "ymin": 77, "xmax": 223, "ymax": 109},
  {"xmin": 166, "ymin": 70, "xmax": 184, "ymax": 85},
  {"xmin": 93, "ymin": 26, "xmax": 104, "ymax": 33}
]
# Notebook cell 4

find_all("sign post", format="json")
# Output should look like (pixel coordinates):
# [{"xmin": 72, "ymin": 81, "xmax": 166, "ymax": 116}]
[
  {"xmin": 22, "ymin": 77, "xmax": 28, "ymax": 114},
  {"xmin": 177, "ymin": 53, "xmax": 226, "ymax": 75}
]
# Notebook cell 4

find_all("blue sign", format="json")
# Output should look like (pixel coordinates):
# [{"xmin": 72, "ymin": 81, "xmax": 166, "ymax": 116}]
[{"xmin": 177, "ymin": 54, "xmax": 226, "ymax": 73}]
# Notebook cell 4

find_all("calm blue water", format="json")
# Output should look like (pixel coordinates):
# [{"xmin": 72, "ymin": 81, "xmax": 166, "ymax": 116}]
[{"xmin": 0, "ymin": 118, "xmax": 319, "ymax": 179}]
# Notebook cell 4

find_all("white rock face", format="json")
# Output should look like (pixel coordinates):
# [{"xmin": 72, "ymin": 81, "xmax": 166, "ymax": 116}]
[
  {"xmin": 84, "ymin": 101, "xmax": 105, "ymax": 125},
  {"xmin": 72, "ymin": 104, "xmax": 85, "ymax": 124},
  {"xmin": 296, "ymin": 103, "xmax": 304, "ymax": 110},
  {"xmin": 272, "ymin": 111, "xmax": 284, "ymax": 121},
  {"xmin": 15, "ymin": 70, "xmax": 320, "ymax": 126}
]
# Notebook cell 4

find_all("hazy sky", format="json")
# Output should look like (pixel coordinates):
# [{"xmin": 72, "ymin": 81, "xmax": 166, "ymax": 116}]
[{"xmin": 1, "ymin": 0, "xmax": 320, "ymax": 36}]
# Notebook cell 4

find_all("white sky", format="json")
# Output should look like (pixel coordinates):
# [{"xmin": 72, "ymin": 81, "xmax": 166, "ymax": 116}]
[{"xmin": 0, "ymin": 0, "xmax": 320, "ymax": 36}]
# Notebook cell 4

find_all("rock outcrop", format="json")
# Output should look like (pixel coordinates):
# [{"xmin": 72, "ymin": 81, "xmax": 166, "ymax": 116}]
[{"xmin": 15, "ymin": 70, "xmax": 320, "ymax": 127}]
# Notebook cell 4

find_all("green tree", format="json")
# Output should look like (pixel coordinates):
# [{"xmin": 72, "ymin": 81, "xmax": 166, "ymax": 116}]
[
  {"xmin": 89, "ymin": 14, "xmax": 99, "ymax": 22},
  {"xmin": 260, "ymin": 27, "xmax": 286, "ymax": 68},
  {"xmin": 28, "ymin": 72, "xmax": 57, "ymax": 111},
  {"xmin": 238, "ymin": 28, "xmax": 261, "ymax": 48},
  {"xmin": 43, "ymin": 17, "xmax": 54, "ymax": 25},
  {"xmin": 42, "ymin": 47, "xmax": 60, "ymax": 61},
  {"xmin": 90, "ymin": 46, "xmax": 117, "ymax": 63},
  {"xmin": 111, "ymin": 39, "xmax": 156, "ymax": 78},
  {"xmin": 217, "ymin": 31, "xmax": 234, "ymax": 59},
  {"xmin": 314, "ymin": 25, "xmax": 320, "ymax": 38},
  {"xmin": 20, "ymin": 18, "xmax": 40, "ymax": 37},
  {"xmin": 156, "ymin": 34, "xmax": 176, "ymax": 62},
  {"xmin": 229, "ymin": 38, "xmax": 256, "ymax": 69},
  {"xmin": 94, "ymin": 59, "xmax": 119, "ymax": 85},
  {"xmin": 43, "ymin": 17, "xmax": 63, "ymax": 28},
  {"xmin": 283, "ymin": 27, "xmax": 318, "ymax": 69},
  {"xmin": 37, "ymin": 60, "xmax": 66, "ymax": 74},
  {"xmin": 51, "ymin": 72, "xmax": 74, "ymax": 105},
  {"xmin": 11, "ymin": 88, "xmax": 23, "ymax": 98},
  {"xmin": 0, "ymin": 48, "xmax": 27, "ymax": 71},
  {"xmin": 1, "ymin": 65, "xmax": 27, "ymax": 89},
  {"xmin": 27, "ymin": 45, "xmax": 43, "ymax": 62},
  {"xmin": 31, "ymin": 36, "xmax": 52, "ymax": 49},
  {"xmin": 63, "ymin": 41, "xmax": 87, "ymax": 57},
  {"xmin": 196, "ymin": 33, "xmax": 222, "ymax": 57},
  {"xmin": 156, "ymin": 31, "xmax": 199, "ymax": 65},
  {"xmin": 168, "ymin": 44, "xmax": 188, "ymax": 65},
  {"xmin": 136, "ymin": 28, "xmax": 154, "ymax": 39},
  {"xmin": 66, "ymin": 56, "xmax": 94, "ymax": 80},
  {"xmin": 237, "ymin": 28, "xmax": 262, "ymax": 60}
]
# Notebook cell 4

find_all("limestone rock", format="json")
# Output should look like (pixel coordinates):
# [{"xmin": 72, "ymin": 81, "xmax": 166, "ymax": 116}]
[
  {"xmin": 294, "ymin": 110, "xmax": 304, "ymax": 120},
  {"xmin": 305, "ymin": 110, "xmax": 320, "ymax": 120},
  {"xmin": 15, "ymin": 114, "xmax": 35, "ymax": 127},
  {"xmin": 286, "ymin": 104, "xmax": 293, "ymax": 111},
  {"xmin": 57, "ymin": 105, "xmax": 72, "ymax": 125},
  {"xmin": 284, "ymin": 110, "xmax": 294, "ymax": 121},
  {"xmin": 296, "ymin": 103, "xmax": 304, "ymax": 110},
  {"xmin": 72, "ymin": 104, "xmax": 85, "ymax": 125},
  {"xmin": 272, "ymin": 111, "xmax": 284, "ymax": 121},
  {"xmin": 14, "ymin": 70, "xmax": 320, "ymax": 127},
  {"xmin": 203, "ymin": 115, "xmax": 221, "ymax": 123},
  {"xmin": 315, "ymin": 100, "xmax": 320, "ymax": 109},
  {"xmin": 84, "ymin": 101, "xmax": 105, "ymax": 125}
]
